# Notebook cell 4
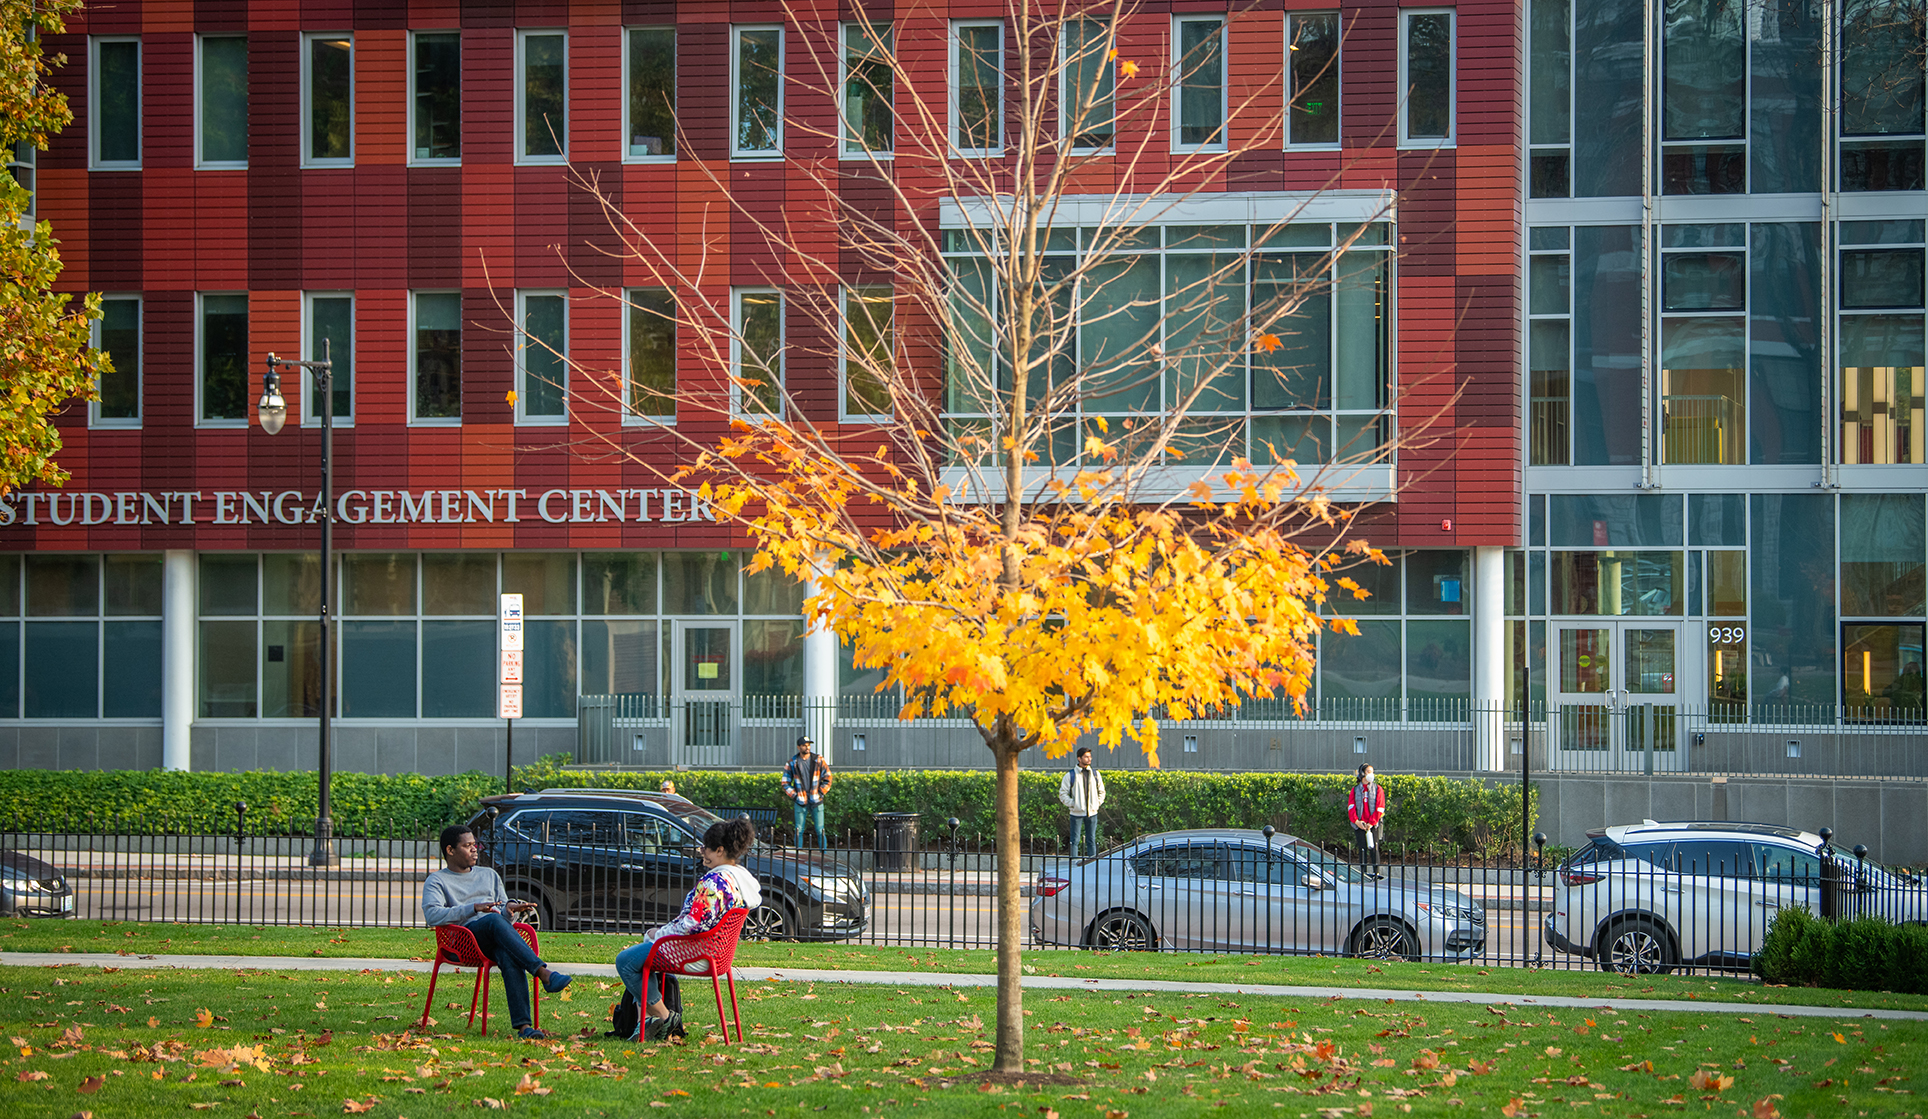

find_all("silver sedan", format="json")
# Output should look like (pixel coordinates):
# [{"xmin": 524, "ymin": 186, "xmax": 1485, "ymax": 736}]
[{"xmin": 1027, "ymin": 828, "xmax": 1485, "ymax": 960}]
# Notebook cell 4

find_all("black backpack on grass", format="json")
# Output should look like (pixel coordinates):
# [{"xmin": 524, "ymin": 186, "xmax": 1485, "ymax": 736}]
[{"xmin": 606, "ymin": 974, "xmax": 680, "ymax": 1039}]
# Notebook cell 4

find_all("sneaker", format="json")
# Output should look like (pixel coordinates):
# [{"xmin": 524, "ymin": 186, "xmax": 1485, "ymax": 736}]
[
  {"xmin": 642, "ymin": 1014, "xmax": 679, "ymax": 1042},
  {"xmin": 517, "ymin": 1026, "xmax": 553, "ymax": 1041},
  {"xmin": 542, "ymin": 970, "xmax": 573, "ymax": 995},
  {"xmin": 667, "ymin": 1013, "xmax": 686, "ymax": 1039}
]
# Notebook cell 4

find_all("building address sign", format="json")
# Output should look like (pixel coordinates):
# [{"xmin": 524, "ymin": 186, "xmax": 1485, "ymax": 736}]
[{"xmin": 0, "ymin": 488, "xmax": 715, "ymax": 528}]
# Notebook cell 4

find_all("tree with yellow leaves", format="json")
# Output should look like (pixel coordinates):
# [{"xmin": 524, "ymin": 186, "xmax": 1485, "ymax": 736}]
[{"xmin": 550, "ymin": 0, "xmax": 1406, "ymax": 1075}]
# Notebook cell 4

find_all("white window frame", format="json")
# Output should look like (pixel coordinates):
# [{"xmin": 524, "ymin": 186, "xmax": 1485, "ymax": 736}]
[
  {"xmin": 408, "ymin": 290, "xmax": 463, "ymax": 426},
  {"xmin": 621, "ymin": 25, "xmax": 677, "ymax": 164},
  {"xmin": 840, "ymin": 21, "xmax": 894, "ymax": 159},
  {"xmin": 1060, "ymin": 17, "xmax": 1116, "ymax": 154},
  {"xmin": 949, "ymin": 20, "xmax": 1004, "ymax": 157},
  {"xmin": 301, "ymin": 291, "xmax": 355, "ymax": 428},
  {"xmin": 90, "ymin": 294, "xmax": 142, "ymax": 428},
  {"xmin": 839, "ymin": 286, "xmax": 894, "ymax": 423},
  {"xmin": 731, "ymin": 287, "xmax": 785, "ymax": 419},
  {"xmin": 300, "ymin": 32, "xmax": 355, "ymax": 168},
  {"xmin": 1284, "ymin": 11, "xmax": 1342, "ymax": 151},
  {"xmin": 89, "ymin": 36, "xmax": 141, "ymax": 170},
  {"xmin": 1170, "ymin": 15, "xmax": 1228, "ymax": 154},
  {"xmin": 516, "ymin": 29, "xmax": 569, "ymax": 164},
  {"xmin": 515, "ymin": 289, "xmax": 569, "ymax": 426},
  {"xmin": 407, "ymin": 30, "xmax": 461, "ymax": 167},
  {"xmin": 194, "ymin": 34, "xmax": 248, "ymax": 170},
  {"xmin": 730, "ymin": 24, "xmax": 785, "ymax": 161},
  {"xmin": 195, "ymin": 291, "xmax": 248, "ymax": 428},
  {"xmin": 622, "ymin": 287, "xmax": 677, "ymax": 427},
  {"xmin": 1397, "ymin": 8, "xmax": 1455, "ymax": 149}
]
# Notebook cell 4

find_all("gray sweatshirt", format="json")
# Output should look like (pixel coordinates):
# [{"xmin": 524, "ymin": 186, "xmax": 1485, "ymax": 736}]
[{"xmin": 421, "ymin": 865, "xmax": 509, "ymax": 927}]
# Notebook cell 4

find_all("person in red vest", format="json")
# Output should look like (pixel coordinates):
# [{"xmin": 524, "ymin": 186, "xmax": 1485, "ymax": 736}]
[{"xmin": 1347, "ymin": 764, "xmax": 1387, "ymax": 879}]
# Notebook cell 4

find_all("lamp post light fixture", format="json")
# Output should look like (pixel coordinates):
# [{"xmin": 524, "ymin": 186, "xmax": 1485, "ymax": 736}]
[{"xmin": 260, "ymin": 340, "xmax": 339, "ymax": 868}]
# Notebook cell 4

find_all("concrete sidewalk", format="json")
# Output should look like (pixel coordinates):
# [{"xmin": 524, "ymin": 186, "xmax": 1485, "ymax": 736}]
[{"xmin": 4, "ymin": 951, "xmax": 1921, "ymax": 1022}]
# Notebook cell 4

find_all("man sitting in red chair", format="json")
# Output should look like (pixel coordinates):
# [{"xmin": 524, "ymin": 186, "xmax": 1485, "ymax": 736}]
[
  {"xmin": 423, "ymin": 824, "xmax": 573, "ymax": 1040},
  {"xmin": 616, "ymin": 816, "xmax": 761, "ymax": 1041}
]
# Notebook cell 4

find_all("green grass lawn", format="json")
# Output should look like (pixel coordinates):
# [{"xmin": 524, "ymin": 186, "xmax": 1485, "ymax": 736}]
[
  {"xmin": 0, "ymin": 962, "xmax": 1919, "ymax": 1119},
  {"xmin": 5, "ymin": 920, "xmax": 1928, "ymax": 1015}
]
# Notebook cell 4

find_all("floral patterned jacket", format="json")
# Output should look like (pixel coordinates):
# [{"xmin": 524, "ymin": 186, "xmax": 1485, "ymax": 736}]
[{"xmin": 648, "ymin": 864, "xmax": 763, "ymax": 941}]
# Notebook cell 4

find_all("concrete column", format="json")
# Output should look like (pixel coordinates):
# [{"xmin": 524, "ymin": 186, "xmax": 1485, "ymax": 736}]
[
  {"xmin": 801, "ymin": 574, "xmax": 839, "ymax": 764},
  {"xmin": 162, "ymin": 549, "xmax": 195, "ymax": 771},
  {"xmin": 1474, "ymin": 545, "xmax": 1507, "ymax": 772}
]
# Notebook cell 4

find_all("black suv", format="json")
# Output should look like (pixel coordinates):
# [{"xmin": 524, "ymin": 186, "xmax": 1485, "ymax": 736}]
[{"xmin": 466, "ymin": 789, "xmax": 869, "ymax": 941}]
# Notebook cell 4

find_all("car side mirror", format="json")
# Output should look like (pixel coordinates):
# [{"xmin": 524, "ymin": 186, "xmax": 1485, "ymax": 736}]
[{"xmin": 1305, "ymin": 874, "xmax": 1328, "ymax": 891}]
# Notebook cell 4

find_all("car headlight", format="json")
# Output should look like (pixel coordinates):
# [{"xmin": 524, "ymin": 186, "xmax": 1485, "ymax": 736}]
[
  {"xmin": 798, "ymin": 874, "xmax": 857, "ymax": 900},
  {"xmin": 1416, "ymin": 901, "xmax": 1482, "ymax": 924}
]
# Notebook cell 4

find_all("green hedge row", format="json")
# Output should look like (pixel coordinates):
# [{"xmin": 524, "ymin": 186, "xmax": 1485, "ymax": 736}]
[{"xmin": 1755, "ymin": 908, "xmax": 1928, "ymax": 994}]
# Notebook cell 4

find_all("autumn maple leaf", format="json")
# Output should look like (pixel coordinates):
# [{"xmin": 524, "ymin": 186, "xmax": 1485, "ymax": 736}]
[
  {"xmin": 1119, "ymin": 59, "xmax": 1140, "ymax": 78},
  {"xmin": 1752, "ymin": 1098, "xmax": 1782, "ymax": 1119},
  {"xmin": 1254, "ymin": 333, "xmax": 1283, "ymax": 354},
  {"xmin": 1689, "ymin": 1069, "xmax": 1735, "ymax": 1092}
]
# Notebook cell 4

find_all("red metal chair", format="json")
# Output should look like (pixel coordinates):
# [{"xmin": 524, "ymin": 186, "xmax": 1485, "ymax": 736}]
[
  {"xmin": 639, "ymin": 908, "xmax": 751, "ymax": 1042},
  {"xmin": 417, "ymin": 921, "xmax": 541, "ymax": 1037}
]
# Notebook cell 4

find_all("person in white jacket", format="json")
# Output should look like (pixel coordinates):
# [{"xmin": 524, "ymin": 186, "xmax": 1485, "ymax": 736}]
[{"xmin": 1058, "ymin": 747, "xmax": 1107, "ymax": 857}]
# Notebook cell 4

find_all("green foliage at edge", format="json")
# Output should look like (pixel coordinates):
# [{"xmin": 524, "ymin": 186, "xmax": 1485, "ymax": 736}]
[{"xmin": 1756, "ymin": 907, "xmax": 1928, "ymax": 994}]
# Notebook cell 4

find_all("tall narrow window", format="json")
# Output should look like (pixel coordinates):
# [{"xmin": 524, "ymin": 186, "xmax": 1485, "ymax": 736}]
[
  {"xmin": 626, "ymin": 27, "xmax": 676, "ymax": 159},
  {"xmin": 1061, "ymin": 19, "xmax": 1114, "ymax": 150},
  {"xmin": 1173, "ymin": 16, "xmax": 1225, "ymax": 151},
  {"xmin": 199, "ymin": 294, "xmax": 248, "ymax": 423},
  {"xmin": 952, "ymin": 21, "xmax": 1003, "ymax": 154},
  {"xmin": 303, "ymin": 33, "xmax": 353, "ymax": 166},
  {"xmin": 411, "ymin": 32, "xmax": 460, "ymax": 162},
  {"xmin": 517, "ymin": 292, "xmax": 568, "ymax": 423},
  {"xmin": 1661, "ymin": 0, "xmax": 1745, "ymax": 194},
  {"xmin": 1840, "ymin": 0, "xmax": 1926, "ymax": 192},
  {"xmin": 92, "ymin": 296, "xmax": 141, "ymax": 425},
  {"xmin": 412, "ymin": 292, "xmax": 462, "ymax": 422},
  {"xmin": 91, "ymin": 37, "xmax": 140, "ymax": 169},
  {"xmin": 1659, "ymin": 226, "xmax": 1747, "ymax": 464},
  {"xmin": 734, "ymin": 289, "xmax": 784, "ymax": 416},
  {"xmin": 842, "ymin": 22, "xmax": 894, "ymax": 156},
  {"xmin": 1528, "ymin": 228, "xmax": 1572, "ymax": 465},
  {"xmin": 197, "ymin": 35, "xmax": 247, "ymax": 167},
  {"xmin": 732, "ymin": 26, "xmax": 783, "ymax": 158},
  {"xmin": 518, "ymin": 30, "xmax": 568, "ymax": 161},
  {"xmin": 626, "ymin": 288, "xmax": 676, "ymax": 421},
  {"xmin": 843, "ymin": 287, "xmax": 894, "ymax": 420},
  {"xmin": 1527, "ymin": 0, "xmax": 1570, "ymax": 195},
  {"xmin": 1287, "ymin": 13, "xmax": 1340, "ymax": 147},
  {"xmin": 304, "ymin": 294, "xmax": 354, "ymax": 423},
  {"xmin": 1399, "ymin": 10, "xmax": 1454, "ymax": 144},
  {"xmin": 1840, "ymin": 221, "xmax": 1926, "ymax": 463}
]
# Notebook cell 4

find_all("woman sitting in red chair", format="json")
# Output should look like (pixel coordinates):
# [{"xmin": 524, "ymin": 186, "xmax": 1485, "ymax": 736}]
[
  {"xmin": 422, "ymin": 824, "xmax": 573, "ymax": 1040},
  {"xmin": 616, "ymin": 816, "xmax": 761, "ymax": 1041}
]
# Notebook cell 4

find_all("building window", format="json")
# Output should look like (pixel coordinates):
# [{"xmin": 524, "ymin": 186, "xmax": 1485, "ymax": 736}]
[
  {"xmin": 1659, "ymin": 228, "xmax": 1747, "ymax": 464},
  {"xmin": 411, "ymin": 31, "xmax": 460, "ymax": 163},
  {"xmin": 198, "ymin": 293, "xmax": 248, "ymax": 423},
  {"xmin": 1840, "ymin": 220, "xmax": 1926, "ymax": 463},
  {"xmin": 90, "ymin": 37, "xmax": 140, "ymax": 169},
  {"xmin": 303, "ymin": 33, "xmax": 353, "ymax": 166},
  {"xmin": 842, "ymin": 286, "xmax": 893, "ymax": 421},
  {"xmin": 91, "ymin": 296, "xmax": 140, "ymax": 426},
  {"xmin": 733, "ymin": 289, "xmax": 784, "ymax": 417},
  {"xmin": 303, "ymin": 293, "xmax": 354, "ymax": 424},
  {"xmin": 1526, "ymin": 0, "xmax": 1569, "ymax": 196},
  {"xmin": 625, "ymin": 288, "xmax": 676, "ymax": 422},
  {"xmin": 731, "ymin": 26, "xmax": 783, "ymax": 158},
  {"xmin": 518, "ymin": 30, "xmax": 568, "ymax": 162},
  {"xmin": 3, "ymin": 555, "xmax": 164, "ymax": 721},
  {"xmin": 1287, "ymin": 13, "xmax": 1340, "ymax": 148},
  {"xmin": 412, "ymin": 292, "xmax": 462, "ymax": 423},
  {"xmin": 1399, "ymin": 9, "xmax": 1454, "ymax": 145},
  {"xmin": 1839, "ymin": 0, "xmax": 1926, "ymax": 192},
  {"xmin": 197, "ymin": 35, "xmax": 247, "ymax": 167},
  {"xmin": 1061, "ymin": 18, "xmax": 1114, "ymax": 151},
  {"xmin": 952, "ymin": 21, "xmax": 1002, "ymax": 155},
  {"xmin": 1172, "ymin": 16, "xmax": 1225, "ymax": 151},
  {"xmin": 1527, "ymin": 227, "xmax": 1570, "ymax": 465},
  {"xmin": 517, "ymin": 292, "xmax": 568, "ymax": 424},
  {"xmin": 842, "ymin": 22, "xmax": 894, "ymax": 156},
  {"xmin": 625, "ymin": 27, "xmax": 676, "ymax": 159},
  {"xmin": 1314, "ymin": 551, "xmax": 1472, "ymax": 721},
  {"xmin": 1661, "ymin": 0, "xmax": 1746, "ymax": 194}
]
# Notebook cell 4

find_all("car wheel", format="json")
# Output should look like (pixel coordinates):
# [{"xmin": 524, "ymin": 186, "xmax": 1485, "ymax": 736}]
[
  {"xmin": 745, "ymin": 900, "xmax": 796, "ymax": 941},
  {"xmin": 1086, "ymin": 911, "xmax": 1157, "ymax": 951},
  {"xmin": 1350, "ymin": 918, "xmax": 1419, "ymax": 961},
  {"xmin": 1598, "ymin": 919, "xmax": 1675, "ymax": 975}
]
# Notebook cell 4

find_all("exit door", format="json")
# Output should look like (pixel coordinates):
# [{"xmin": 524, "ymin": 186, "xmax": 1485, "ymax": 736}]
[
  {"xmin": 672, "ymin": 623, "xmax": 735, "ymax": 767},
  {"xmin": 1550, "ymin": 621, "xmax": 1685, "ymax": 772}
]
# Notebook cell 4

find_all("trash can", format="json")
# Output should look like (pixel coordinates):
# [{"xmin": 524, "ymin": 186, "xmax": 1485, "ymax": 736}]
[{"xmin": 873, "ymin": 812, "xmax": 921, "ymax": 873}]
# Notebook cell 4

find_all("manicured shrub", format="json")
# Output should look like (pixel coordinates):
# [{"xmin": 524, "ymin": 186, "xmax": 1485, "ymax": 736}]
[{"xmin": 1758, "ymin": 908, "xmax": 1928, "ymax": 994}]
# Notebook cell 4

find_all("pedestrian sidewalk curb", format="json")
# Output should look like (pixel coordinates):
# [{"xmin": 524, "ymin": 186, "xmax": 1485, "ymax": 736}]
[{"xmin": 4, "ymin": 952, "xmax": 1920, "ymax": 1021}]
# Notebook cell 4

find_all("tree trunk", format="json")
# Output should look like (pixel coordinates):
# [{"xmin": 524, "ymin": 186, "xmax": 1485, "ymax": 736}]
[{"xmin": 992, "ymin": 737, "xmax": 1025, "ymax": 1073}]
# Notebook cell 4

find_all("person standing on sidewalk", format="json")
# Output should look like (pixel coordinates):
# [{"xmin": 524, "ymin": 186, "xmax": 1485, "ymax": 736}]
[
  {"xmin": 421, "ymin": 825, "xmax": 573, "ymax": 1040},
  {"xmin": 1347, "ymin": 764, "xmax": 1387, "ymax": 879},
  {"xmin": 781, "ymin": 735, "xmax": 832, "ymax": 850},
  {"xmin": 1058, "ymin": 747, "xmax": 1107, "ymax": 857}
]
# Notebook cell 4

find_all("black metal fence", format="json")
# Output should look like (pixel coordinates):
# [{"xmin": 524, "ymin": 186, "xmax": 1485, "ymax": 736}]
[{"xmin": 6, "ymin": 813, "xmax": 1922, "ymax": 978}]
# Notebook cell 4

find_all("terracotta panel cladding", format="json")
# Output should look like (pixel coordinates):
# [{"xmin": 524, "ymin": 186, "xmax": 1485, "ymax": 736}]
[
  {"xmin": 570, "ymin": 162, "xmax": 626, "ymax": 289},
  {"xmin": 407, "ymin": 167, "xmax": 464, "ymax": 288}
]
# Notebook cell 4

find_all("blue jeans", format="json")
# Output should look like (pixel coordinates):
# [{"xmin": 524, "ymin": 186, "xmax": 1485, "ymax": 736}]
[
  {"xmin": 615, "ymin": 937, "xmax": 663, "ymax": 1013},
  {"xmin": 1069, "ymin": 815, "xmax": 1099, "ymax": 858},
  {"xmin": 792, "ymin": 801, "xmax": 827, "ymax": 849},
  {"xmin": 464, "ymin": 911, "xmax": 544, "ymax": 1030}
]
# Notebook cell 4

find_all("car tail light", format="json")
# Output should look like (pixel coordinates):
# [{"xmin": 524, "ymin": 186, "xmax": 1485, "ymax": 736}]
[
  {"xmin": 1035, "ymin": 876, "xmax": 1071, "ymax": 897},
  {"xmin": 1561, "ymin": 867, "xmax": 1601, "ymax": 887}
]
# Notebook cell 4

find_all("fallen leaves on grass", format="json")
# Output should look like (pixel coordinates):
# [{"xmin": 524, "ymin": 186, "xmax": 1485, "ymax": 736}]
[
  {"xmin": 77, "ymin": 1076, "xmax": 104, "ymax": 1095},
  {"xmin": 1689, "ymin": 1069, "xmax": 1735, "ymax": 1092},
  {"xmin": 341, "ymin": 1099, "xmax": 380, "ymax": 1114}
]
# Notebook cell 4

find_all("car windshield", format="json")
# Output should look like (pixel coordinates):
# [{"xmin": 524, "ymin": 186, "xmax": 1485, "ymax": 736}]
[
  {"xmin": 1295, "ymin": 843, "xmax": 1365, "ymax": 885},
  {"xmin": 670, "ymin": 802, "xmax": 725, "ymax": 835}
]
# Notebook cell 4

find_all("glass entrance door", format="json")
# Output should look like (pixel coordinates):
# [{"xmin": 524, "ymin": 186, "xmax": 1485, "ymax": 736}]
[
  {"xmin": 672, "ymin": 623, "xmax": 735, "ymax": 767},
  {"xmin": 1551, "ymin": 621, "xmax": 1684, "ymax": 771}
]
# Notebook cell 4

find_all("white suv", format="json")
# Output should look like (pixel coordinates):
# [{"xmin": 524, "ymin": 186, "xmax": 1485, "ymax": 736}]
[{"xmin": 1543, "ymin": 820, "xmax": 1926, "ymax": 974}]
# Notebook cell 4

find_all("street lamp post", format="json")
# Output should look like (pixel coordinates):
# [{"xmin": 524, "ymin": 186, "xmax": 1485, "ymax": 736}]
[{"xmin": 259, "ymin": 341, "xmax": 339, "ymax": 868}]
